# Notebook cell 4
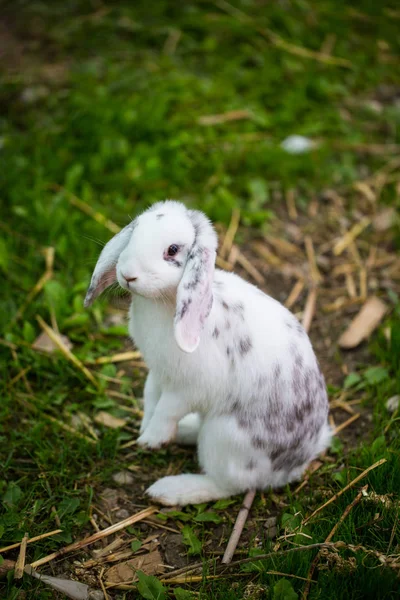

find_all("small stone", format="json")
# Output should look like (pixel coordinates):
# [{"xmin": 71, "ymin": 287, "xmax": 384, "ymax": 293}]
[
  {"xmin": 89, "ymin": 591, "xmax": 104, "ymax": 600},
  {"xmin": 280, "ymin": 134, "xmax": 317, "ymax": 154},
  {"xmin": 263, "ymin": 515, "xmax": 278, "ymax": 539},
  {"xmin": 386, "ymin": 395, "xmax": 400, "ymax": 414},
  {"xmin": 115, "ymin": 508, "xmax": 130, "ymax": 520},
  {"xmin": 101, "ymin": 488, "xmax": 119, "ymax": 509},
  {"xmin": 112, "ymin": 471, "xmax": 134, "ymax": 485}
]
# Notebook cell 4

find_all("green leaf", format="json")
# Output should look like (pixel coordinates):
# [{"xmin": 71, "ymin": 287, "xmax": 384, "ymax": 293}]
[
  {"xmin": 240, "ymin": 548, "xmax": 268, "ymax": 572},
  {"xmin": 44, "ymin": 280, "xmax": 67, "ymax": 313},
  {"xmin": 0, "ymin": 238, "xmax": 9, "ymax": 271},
  {"xmin": 131, "ymin": 540, "xmax": 142, "ymax": 553},
  {"xmin": 22, "ymin": 321, "xmax": 36, "ymax": 343},
  {"xmin": 273, "ymin": 578, "xmax": 298, "ymax": 600},
  {"xmin": 344, "ymin": 372, "xmax": 361, "ymax": 389},
  {"xmin": 62, "ymin": 313, "xmax": 89, "ymax": 328},
  {"xmin": 213, "ymin": 498, "xmax": 236, "ymax": 510},
  {"xmin": 0, "ymin": 524, "xmax": 4, "ymax": 540},
  {"xmin": 136, "ymin": 571, "xmax": 166, "ymax": 600},
  {"xmin": 281, "ymin": 512, "xmax": 301, "ymax": 532},
  {"xmin": 161, "ymin": 510, "xmax": 191, "ymax": 522},
  {"xmin": 3, "ymin": 483, "xmax": 22, "ymax": 507},
  {"xmin": 194, "ymin": 511, "xmax": 222, "ymax": 524},
  {"xmin": 330, "ymin": 436, "xmax": 343, "ymax": 455},
  {"xmin": 182, "ymin": 525, "xmax": 202, "ymax": 555},
  {"xmin": 370, "ymin": 436, "xmax": 386, "ymax": 457},
  {"xmin": 100, "ymin": 325, "xmax": 129, "ymax": 336},
  {"xmin": 364, "ymin": 366, "xmax": 389, "ymax": 385},
  {"xmin": 174, "ymin": 588, "xmax": 195, "ymax": 599},
  {"xmin": 57, "ymin": 497, "xmax": 80, "ymax": 517},
  {"xmin": 333, "ymin": 470, "xmax": 347, "ymax": 485}
]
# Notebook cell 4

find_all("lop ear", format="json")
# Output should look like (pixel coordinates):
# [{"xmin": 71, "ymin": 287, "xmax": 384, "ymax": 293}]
[
  {"xmin": 84, "ymin": 223, "xmax": 134, "ymax": 307},
  {"xmin": 174, "ymin": 210, "xmax": 217, "ymax": 353}
]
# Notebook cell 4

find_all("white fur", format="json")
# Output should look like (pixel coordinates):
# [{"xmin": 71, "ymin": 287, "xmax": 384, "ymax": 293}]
[{"xmin": 85, "ymin": 201, "xmax": 331, "ymax": 506}]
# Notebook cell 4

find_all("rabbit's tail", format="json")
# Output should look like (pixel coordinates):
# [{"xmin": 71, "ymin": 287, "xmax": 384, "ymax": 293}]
[{"xmin": 176, "ymin": 413, "xmax": 202, "ymax": 446}]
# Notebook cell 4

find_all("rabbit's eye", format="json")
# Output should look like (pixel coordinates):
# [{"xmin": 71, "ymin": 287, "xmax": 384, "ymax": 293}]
[{"xmin": 167, "ymin": 244, "xmax": 179, "ymax": 257}]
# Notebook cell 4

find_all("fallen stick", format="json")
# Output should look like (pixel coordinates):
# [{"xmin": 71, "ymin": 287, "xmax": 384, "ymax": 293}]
[
  {"xmin": 0, "ymin": 529, "xmax": 62, "ymax": 554},
  {"xmin": 334, "ymin": 413, "xmax": 360, "ymax": 435},
  {"xmin": 54, "ymin": 184, "xmax": 121, "ymax": 234},
  {"xmin": 13, "ymin": 247, "xmax": 54, "ymax": 322},
  {"xmin": 301, "ymin": 458, "xmax": 387, "ymax": 527},
  {"xmin": 220, "ymin": 542, "xmax": 337, "ymax": 572},
  {"xmin": 14, "ymin": 533, "xmax": 29, "ymax": 579},
  {"xmin": 29, "ymin": 506, "xmax": 157, "ymax": 569},
  {"xmin": 285, "ymin": 279, "xmax": 305, "ymax": 309},
  {"xmin": 220, "ymin": 207, "xmax": 241, "ymax": 259},
  {"xmin": 87, "ymin": 351, "xmax": 142, "ymax": 365},
  {"xmin": 333, "ymin": 218, "xmax": 370, "ymax": 256},
  {"xmin": 37, "ymin": 315, "xmax": 99, "ymax": 389},
  {"xmin": 222, "ymin": 489, "xmax": 256, "ymax": 564},
  {"xmin": 304, "ymin": 236, "xmax": 322, "ymax": 284},
  {"xmin": 302, "ymin": 486, "xmax": 367, "ymax": 600},
  {"xmin": 302, "ymin": 287, "xmax": 317, "ymax": 333}
]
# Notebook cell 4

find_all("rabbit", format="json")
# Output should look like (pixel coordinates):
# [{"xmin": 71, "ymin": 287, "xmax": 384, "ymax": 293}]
[{"xmin": 85, "ymin": 201, "xmax": 331, "ymax": 506}]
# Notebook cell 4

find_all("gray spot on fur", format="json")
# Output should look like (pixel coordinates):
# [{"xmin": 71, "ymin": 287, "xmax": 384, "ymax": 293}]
[
  {"xmin": 246, "ymin": 459, "xmax": 257, "ymax": 470},
  {"xmin": 225, "ymin": 320, "xmax": 231, "ymax": 330},
  {"xmin": 176, "ymin": 297, "xmax": 192, "ymax": 321},
  {"xmin": 252, "ymin": 436, "xmax": 268, "ymax": 451},
  {"xmin": 221, "ymin": 300, "xmax": 230, "ymax": 311},
  {"xmin": 232, "ymin": 302, "xmax": 245, "ymax": 321},
  {"xmin": 296, "ymin": 321, "xmax": 306, "ymax": 336},
  {"xmin": 239, "ymin": 336, "xmax": 252, "ymax": 356},
  {"xmin": 156, "ymin": 213, "xmax": 164, "ymax": 219},
  {"xmin": 231, "ymin": 400, "xmax": 242, "ymax": 414},
  {"xmin": 212, "ymin": 326, "xmax": 220, "ymax": 339}
]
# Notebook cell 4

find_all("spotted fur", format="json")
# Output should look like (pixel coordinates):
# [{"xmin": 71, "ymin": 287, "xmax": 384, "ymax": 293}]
[{"xmin": 85, "ymin": 200, "xmax": 331, "ymax": 506}]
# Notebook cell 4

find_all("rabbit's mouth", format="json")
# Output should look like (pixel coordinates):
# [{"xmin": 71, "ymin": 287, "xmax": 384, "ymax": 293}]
[{"xmin": 126, "ymin": 280, "xmax": 176, "ymax": 302}]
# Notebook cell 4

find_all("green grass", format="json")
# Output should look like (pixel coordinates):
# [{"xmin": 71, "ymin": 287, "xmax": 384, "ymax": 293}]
[{"xmin": 1, "ymin": 0, "xmax": 400, "ymax": 598}]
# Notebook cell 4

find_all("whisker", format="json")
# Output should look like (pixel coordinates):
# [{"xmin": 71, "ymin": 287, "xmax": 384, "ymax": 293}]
[{"xmin": 80, "ymin": 235, "xmax": 106, "ymax": 248}]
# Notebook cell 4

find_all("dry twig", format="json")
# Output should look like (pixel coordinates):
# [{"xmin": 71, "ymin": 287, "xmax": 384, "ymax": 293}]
[
  {"xmin": 222, "ymin": 489, "xmax": 256, "ymax": 564},
  {"xmin": 29, "ymin": 506, "xmax": 157, "ymax": 568},
  {"xmin": 302, "ymin": 287, "xmax": 318, "ymax": 333},
  {"xmin": 334, "ymin": 413, "xmax": 360, "ymax": 434},
  {"xmin": 13, "ymin": 247, "xmax": 54, "ymax": 322},
  {"xmin": 36, "ymin": 315, "xmax": 99, "ymax": 388},
  {"xmin": 14, "ymin": 533, "xmax": 29, "ymax": 579},
  {"xmin": 301, "ymin": 458, "xmax": 387, "ymax": 527},
  {"xmin": 0, "ymin": 529, "xmax": 62, "ymax": 554},
  {"xmin": 333, "ymin": 218, "xmax": 370, "ymax": 256},
  {"xmin": 53, "ymin": 184, "xmax": 120, "ymax": 234},
  {"xmin": 304, "ymin": 236, "xmax": 322, "ymax": 284},
  {"xmin": 285, "ymin": 280, "xmax": 305, "ymax": 309},
  {"xmin": 302, "ymin": 486, "xmax": 367, "ymax": 599}
]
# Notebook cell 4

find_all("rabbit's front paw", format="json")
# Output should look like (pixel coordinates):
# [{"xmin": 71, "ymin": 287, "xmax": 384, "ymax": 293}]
[
  {"xmin": 137, "ymin": 420, "xmax": 177, "ymax": 449},
  {"xmin": 139, "ymin": 414, "xmax": 152, "ymax": 435}
]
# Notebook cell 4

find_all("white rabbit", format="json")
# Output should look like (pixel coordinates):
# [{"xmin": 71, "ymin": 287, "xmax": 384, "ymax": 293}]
[{"xmin": 85, "ymin": 201, "xmax": 331, "ymax": 506}]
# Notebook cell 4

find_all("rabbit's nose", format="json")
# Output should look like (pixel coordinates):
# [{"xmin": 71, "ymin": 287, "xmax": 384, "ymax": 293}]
[{"xmin": 122, "ymin": 274, "xmax": 137, "ymax": 283}]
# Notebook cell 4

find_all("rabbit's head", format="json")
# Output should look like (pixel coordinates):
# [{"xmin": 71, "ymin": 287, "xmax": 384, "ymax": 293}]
[{"xmin": 85, "ymin": 201, "xmax": 218, "ymax": 353}]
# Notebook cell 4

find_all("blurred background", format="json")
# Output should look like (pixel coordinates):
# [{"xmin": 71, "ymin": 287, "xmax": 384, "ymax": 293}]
[
  {"xmin": 1, "ymin": 2, "xmax": 400, "ymax": 599},
  {"xmin": 1, "ymin": 1, "xmax": 399, "ymax": 323}
]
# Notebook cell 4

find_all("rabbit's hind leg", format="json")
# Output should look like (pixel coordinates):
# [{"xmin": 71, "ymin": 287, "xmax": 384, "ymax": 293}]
[{"xmin": 198, "ymin": 415, "xmax": 272, "ymax": 493}]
